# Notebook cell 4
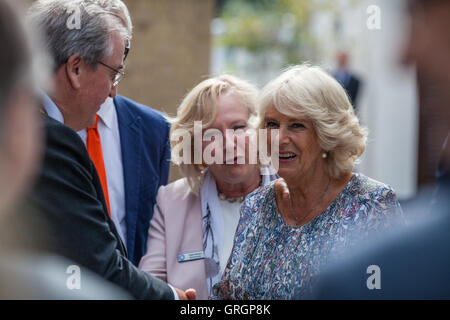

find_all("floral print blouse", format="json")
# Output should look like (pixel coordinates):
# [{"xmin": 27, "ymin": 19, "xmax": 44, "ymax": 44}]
[{"xmin": 211, "ymin": 173, "xmax": 403, "ymax": 299}]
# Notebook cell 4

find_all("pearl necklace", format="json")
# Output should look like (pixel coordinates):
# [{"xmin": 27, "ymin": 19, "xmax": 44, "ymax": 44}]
[
  {"xmin": 218, "ymin": 192, "xmax": 245, "ymax": 203},
  {"xmin": 217, "ymin": 176, "xmax": 263, "ymax": 204}
]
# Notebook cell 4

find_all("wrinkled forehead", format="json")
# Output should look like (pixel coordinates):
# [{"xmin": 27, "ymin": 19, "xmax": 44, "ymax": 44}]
[
  {"xmin": 264, "ymin": 104, "xmax": 309, "ymax": 122},
  {"xmin": 210, "ymin": 93, "xmax": 251, "ymax": 124}
]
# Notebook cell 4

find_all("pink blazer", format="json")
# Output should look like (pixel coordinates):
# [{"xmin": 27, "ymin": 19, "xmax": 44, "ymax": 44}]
[{"xmin": 138, "ymin": 178, "xmax": 209, "ymax": 299}]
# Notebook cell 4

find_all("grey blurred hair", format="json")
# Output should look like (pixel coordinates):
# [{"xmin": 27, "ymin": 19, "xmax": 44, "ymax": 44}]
[
  {"xmin": 0, "ymin": 0, "xmax": 32, "ymax": 106},
  {"xmin": 0, "ymin": 0, "xmax": 50, "ymax": 117},
  {"xmin": 27, "ymin": 0, "xmax": 130, "ymax": 70}
]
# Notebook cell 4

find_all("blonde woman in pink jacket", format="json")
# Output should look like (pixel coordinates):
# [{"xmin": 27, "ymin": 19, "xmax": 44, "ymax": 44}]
[{"xmin": 139, "ymin": 75, "xmax": 277, "ymax": 299}]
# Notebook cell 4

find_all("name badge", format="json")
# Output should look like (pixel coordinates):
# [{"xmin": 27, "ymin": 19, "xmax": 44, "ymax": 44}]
[{"xmin": 178, "ymin": 251, "xmax": 205, "ymax": 263}]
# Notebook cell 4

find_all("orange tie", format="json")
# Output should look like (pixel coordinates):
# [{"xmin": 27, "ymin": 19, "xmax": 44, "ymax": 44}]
[{"xmin": 87, "ymin": 115, "xmax": 111, "ymax": 216}]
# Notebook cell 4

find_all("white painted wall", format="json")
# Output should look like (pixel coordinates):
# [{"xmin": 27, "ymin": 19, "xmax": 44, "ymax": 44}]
[{"xmin": 305, "ymin": 0, "xmax": 418, "ymax": 199}]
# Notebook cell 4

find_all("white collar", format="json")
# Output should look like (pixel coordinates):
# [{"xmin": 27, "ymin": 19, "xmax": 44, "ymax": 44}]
[
  {"xmin": 97, "ymin": 97, "xmax": 115, "ymax": 129},
  {"xmin": 41, "ymin": 93, "xmax": 116, "ymax": 130},
  {"xmin": 41, "ymin": 91, "xmax": 64, "ymax": 124}
]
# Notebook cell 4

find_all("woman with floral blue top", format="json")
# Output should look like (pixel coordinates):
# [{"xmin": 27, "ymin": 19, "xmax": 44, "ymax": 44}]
[{"xmin": 212, "ymin": 65, "xmax": 403, "ymax": 299}]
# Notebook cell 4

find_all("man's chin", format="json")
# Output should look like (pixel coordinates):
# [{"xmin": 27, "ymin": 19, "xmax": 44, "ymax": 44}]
[
  {"xmin": 87, "ymin": 115, "xmax": 97, "ymax": 128},
  {"xmin": 224, "ymin": 165, "xmax": 252, "ymax": 179}
]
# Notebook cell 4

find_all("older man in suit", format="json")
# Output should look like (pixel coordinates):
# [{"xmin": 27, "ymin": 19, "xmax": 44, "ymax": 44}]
[
  {"xmin": 26, "ymin": 0, "xmax": 194, "ymax": 300},
  {"xmin": 76, "ymin": 2, "xmax": 171, "ymax": 265},
  {"xmin": 78, "ymin": 95, "xmax": 170, "ymax": 266}
]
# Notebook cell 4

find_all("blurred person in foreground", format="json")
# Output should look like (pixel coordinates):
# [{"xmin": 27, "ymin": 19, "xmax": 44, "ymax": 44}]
[
  {"xmin": 0, "ymin": 0, "xmax": 130, "ymax": 299},
  {"xmin": 310, "ymin": 0, "xmax": 450, "ymax": 299},
  {"xmin": 25, "ymin": 0, "xmax": 194, "ymax": 300},
  {"xmin": 211, "ymin": 65, "xmax": 404, "ymax": 300},
  {"xmin": 139, "ymin": 75, "xmax": 277, "ymax": 299}
]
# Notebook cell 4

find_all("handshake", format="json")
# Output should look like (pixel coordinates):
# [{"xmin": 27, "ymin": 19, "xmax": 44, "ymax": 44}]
[{"xmin": 174, "ymin": 287, "xmax": 197, "ymax": 300}]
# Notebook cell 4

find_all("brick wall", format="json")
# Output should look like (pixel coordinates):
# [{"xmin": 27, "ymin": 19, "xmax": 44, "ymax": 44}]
[
  {"xmin": 119, "ymin": 0, "xmax": 214, "ymax": 182},
  {"xmin": 120, "ymin": 0, "xmax": 213, "ymax": 114}
]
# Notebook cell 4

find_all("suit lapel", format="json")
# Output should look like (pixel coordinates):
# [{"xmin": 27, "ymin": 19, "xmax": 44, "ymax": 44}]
[{"xmin": 115, "ymin": 96, "xmax": 142, "ymax": 259}]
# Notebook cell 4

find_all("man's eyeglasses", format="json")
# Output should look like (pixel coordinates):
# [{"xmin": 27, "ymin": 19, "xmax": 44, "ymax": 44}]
[
  {"xmin": 124, "ymin": 40, "xmax": 130, "ymax": 62},
  {"xmin": 97, "ymin": 61, "xmax": 125, "ymax": 87}
]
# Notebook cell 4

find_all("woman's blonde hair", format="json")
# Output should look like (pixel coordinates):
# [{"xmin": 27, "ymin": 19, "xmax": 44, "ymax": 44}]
[
  {"xmin": 169, "ymin": 74, "xmax": 258, "ymax": 194},
  {"xmin": 258, "ymin": 64, "xmax": 368, "ymax": 179}
]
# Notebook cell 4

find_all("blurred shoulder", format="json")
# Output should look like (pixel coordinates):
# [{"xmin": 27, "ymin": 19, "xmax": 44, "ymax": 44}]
[{"xmin": 0, "ymin": 252, "xmax": 131, "ymax": 299}]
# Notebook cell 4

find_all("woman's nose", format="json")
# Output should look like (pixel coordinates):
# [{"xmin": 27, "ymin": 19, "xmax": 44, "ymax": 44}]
[{"xmin": 278, "ymin": 126, "xmax": 290, "ymax": 145}]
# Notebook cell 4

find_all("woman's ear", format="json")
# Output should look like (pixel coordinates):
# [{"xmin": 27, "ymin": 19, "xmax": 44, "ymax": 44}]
[{"xmin": 65, "ymin": 54, "xmax": 83, "ymax": 90}]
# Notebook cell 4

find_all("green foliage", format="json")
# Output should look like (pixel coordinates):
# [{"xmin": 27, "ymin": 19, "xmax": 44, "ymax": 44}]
[{"xmin": 216, "ymin": 0, "xmax": 333, "ymax": 64}]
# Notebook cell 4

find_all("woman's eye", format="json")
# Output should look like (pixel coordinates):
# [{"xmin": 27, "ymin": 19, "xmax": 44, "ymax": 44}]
[
  {"xmin": 233, "ymin": 125, "xmax": 246, "ymax": 130},
  {"xmin": 291, "ymin": 123, "xmax": 305, "ymax": 129},
  {"xmin": 265, "ymin": 121, "xmax": 278, "ymax": 128}
]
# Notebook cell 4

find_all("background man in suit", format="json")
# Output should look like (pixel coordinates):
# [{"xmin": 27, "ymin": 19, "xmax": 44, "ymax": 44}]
[
  {"xmin": 310, "ymin": 0, "xmax": 450, "ymax": 299},
  {"xmin": 76, "ymin": 1, "xmax": 171, "ymax": 266},
  {"xmin": 26, "ymin": 0, "xmax": 194, "ymax": 299},
  {"xmin": 333, "ymin": 51, "xmax": 361, "ymax": 112}
]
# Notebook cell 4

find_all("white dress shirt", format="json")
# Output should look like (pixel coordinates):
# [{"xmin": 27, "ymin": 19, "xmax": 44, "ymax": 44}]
[
  {"xmin": 42, "ymin": 92, "xmax": 65, "ymax": 123},
  {"xmin": 78, "ymin": 98, "xmax": 127, "ymax": 247}
]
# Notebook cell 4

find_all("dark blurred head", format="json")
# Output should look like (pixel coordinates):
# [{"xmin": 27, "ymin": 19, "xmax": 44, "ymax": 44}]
[
  {"xmin": 0, "ymin": 0, "xmax": 32, "ymax": 106},
  {"xmin": 336, "ymin": 51, "xmax": 349, "ymax": 69},
  {"xmin": 0, "ymin": 0, "xmax": 45, "ymax": 216},
  {"xmin": 402, "ymin": 0, "xmax": 450, "ymax": 101}
]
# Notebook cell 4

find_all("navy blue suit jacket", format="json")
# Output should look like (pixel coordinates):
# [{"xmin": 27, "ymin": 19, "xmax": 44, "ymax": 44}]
[
  {"xmin": 333, "ymin": 71, "xmax": 361, "ymax": 110},
  {"xmin": 114, "ymin": 95, "xmax": 171, "ymax": 266}
]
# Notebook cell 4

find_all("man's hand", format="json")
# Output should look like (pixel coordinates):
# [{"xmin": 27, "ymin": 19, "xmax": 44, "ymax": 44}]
[{"xmin": 174, "ymin": 287, "xmax": 197, "ymax": 300}]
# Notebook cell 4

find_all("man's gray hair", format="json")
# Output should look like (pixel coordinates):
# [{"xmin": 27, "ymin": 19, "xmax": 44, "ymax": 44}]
[
  {"xmin": 95, "ymin": 0, "xmax": 132, "ymax": 37},
  {"xmin": 27, "ymin": 0, "xmax": 130, "ymax": 70}
]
